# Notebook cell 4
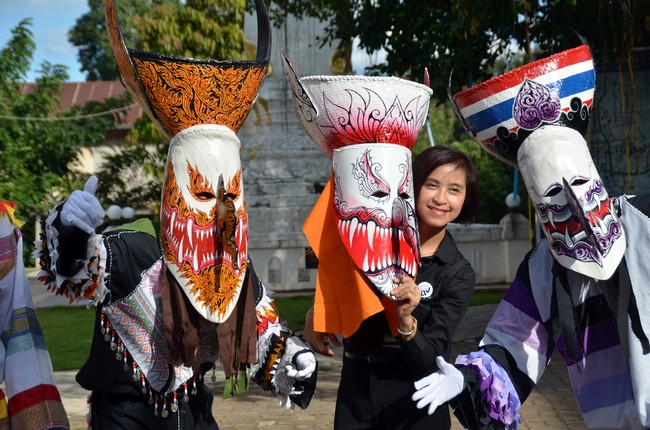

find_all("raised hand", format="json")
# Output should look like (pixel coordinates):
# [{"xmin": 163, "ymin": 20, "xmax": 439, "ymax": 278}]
[{"xmin": 60, "ymin": 176, "xmax": 105, "ymax": 234}]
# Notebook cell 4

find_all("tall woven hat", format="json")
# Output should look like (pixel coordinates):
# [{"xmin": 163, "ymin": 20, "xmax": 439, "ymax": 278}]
[
  {"xmin": 281, "ymin": 50, "xmax": 432, "ymax": 157},
  {"xmin": 105, "ymin": 0, "xmax": 271, "ymax": 138}
]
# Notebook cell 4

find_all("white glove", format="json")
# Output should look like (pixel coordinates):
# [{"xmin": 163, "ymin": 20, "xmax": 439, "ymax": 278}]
[
  {"xmin": 60, "ymin": 176, "xmax": 105, "ymax": 234},
  {"xmin": 285, "ymin": 350, "xmax": 316, "ymax": 380},
  {"xmin": 412, "ymin": 356, "xmax": 464, "ymax": 415}
]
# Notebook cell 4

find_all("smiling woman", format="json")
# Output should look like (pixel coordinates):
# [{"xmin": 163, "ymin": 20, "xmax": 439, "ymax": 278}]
[
  {"xmin": 320, "ymin": 144, "xmax": 480, "ymax": 430},
  {"xmin": 321, "ymin": 144, "xmax": 480, "ymax": 430}
]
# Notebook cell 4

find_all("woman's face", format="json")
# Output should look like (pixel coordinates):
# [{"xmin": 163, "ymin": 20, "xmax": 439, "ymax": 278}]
[{"xmin": 417, "ymin": 163, "xmax": 467, "ymax": 231}]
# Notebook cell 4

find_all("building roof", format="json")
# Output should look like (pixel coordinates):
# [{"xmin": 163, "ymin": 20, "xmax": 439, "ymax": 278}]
[{"xmin": 19, "ymin": 81, "xmax": 143, "ymax": 128}]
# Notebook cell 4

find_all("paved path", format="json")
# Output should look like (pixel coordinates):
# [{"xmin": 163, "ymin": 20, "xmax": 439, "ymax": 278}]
[{"xmin": 53, "ymin": 303, "xmax": 586, "ymax": 430}]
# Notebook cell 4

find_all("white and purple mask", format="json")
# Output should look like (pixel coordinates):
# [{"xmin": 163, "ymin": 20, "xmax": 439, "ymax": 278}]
[
  {"xmin": 451, "ymin": 44, "xmax": 625, "ymax": 279},
  {"xmin": 518, "ymin": 126, "xmax": 625, "ymax": 279}
]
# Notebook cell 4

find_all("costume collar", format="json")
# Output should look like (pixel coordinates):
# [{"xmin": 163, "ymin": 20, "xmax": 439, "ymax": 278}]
[{"xmin": 422, "ymin": 230, "xmax": 457, "ymax": 264}]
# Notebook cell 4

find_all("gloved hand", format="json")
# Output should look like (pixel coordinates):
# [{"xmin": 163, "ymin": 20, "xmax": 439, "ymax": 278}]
[
  {"xmin": 60, "ymin": 176, "xmax": 105, "ymax": 234},
  {"xmin": 285, "ymin": 349, "xmax": 317, "ymax": 380},
  {"xmin": 412, "ymin": 356, "xmax": 464, "ymax": 415}
]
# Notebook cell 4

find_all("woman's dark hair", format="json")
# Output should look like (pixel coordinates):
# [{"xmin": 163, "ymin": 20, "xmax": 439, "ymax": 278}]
[{"xmin": 412, "ymin": 145, "xmax": 479, "ymax": 224}]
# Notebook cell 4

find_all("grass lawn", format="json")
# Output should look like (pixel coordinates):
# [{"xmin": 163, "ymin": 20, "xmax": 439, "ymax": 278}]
[
  {"xmin": 38, "ymin": 290, "xmax": 504, "ymax": 372},
  {"xmin": 36, "ymin": 306, "xmax": 95, "ymax": 372}
]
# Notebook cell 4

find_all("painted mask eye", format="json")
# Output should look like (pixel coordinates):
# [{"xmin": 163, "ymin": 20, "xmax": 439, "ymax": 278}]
[
  {"xmin": 372, "ymin": 191, "xmax": 389, "ymax": 199},
  {"xmin": 398, "ymin": 191, "xmax": 411, "ymax": 199},
  {"xmin": 195, "ymin": 191, "xmax": 215, "ymax": 200},
  {"xmin": 545, "ymin": 185, "xmax": 563, "ymax": 197},
  {"xmin": 570, "ymin": 178, "xmax": 588, "ymax": 186},
  {"xmin": 188, "ymin": 164, "xmax": 215, "ymax": 202}
]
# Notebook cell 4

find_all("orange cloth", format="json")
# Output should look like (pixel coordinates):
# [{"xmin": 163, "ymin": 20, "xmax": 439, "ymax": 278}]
[{"xmin": 303, "ymin": 175, "xmax": 398, "ymax": 338}]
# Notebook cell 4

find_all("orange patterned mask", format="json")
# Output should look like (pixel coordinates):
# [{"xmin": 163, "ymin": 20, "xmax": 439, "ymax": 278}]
[
  {"xmin": 161, "ymin": 125, "xmax": 249, "ymax": 322},
  {"xmin": 105, "ymin": 0, "xmax": 271, "ymax": 321}
]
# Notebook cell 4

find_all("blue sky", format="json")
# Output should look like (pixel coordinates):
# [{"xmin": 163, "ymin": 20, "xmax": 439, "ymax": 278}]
[
  {"xmin": 0, "ymin": 1, "xmax": 383, "ymax": 83},
  {"xmin": 0, "ymin": 0, "xmax": 89, "ymax": 82}
]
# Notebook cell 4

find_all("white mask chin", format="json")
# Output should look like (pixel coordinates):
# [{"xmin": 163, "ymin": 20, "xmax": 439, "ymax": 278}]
[
  {"xmin": 332, "ymin": 144, "xmax": 420, "ymax": 297},
  {"xmin": 518, "ymin": 126, "xmax": 625, "ymax": 280}
]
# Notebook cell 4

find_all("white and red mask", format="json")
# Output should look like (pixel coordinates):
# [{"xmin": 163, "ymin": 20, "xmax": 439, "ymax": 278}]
[
  {"xmin": 160, "ymin": 125, "xmax": 248, "ymax": 322},
  {"xmin": 333, "ymin": 144, "xmax": 420, "ymax": 296},
  {"xmin": 281, "ymin": 50, "xmax": 432, "ymax": 298},
  {"xmin": 518, "ymin": 126, "xmax": 625, "ymax": 279}
]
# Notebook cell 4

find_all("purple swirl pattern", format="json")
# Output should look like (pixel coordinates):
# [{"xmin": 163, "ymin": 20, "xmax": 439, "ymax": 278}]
[{"xmin": 513, "ymin": 79, "xmax": 561, "ymax": 130}]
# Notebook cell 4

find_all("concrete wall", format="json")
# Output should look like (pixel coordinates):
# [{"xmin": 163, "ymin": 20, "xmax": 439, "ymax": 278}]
[
  {"xmin": 590, "ymin": 47, "xmax": 650, "ymax": 195},
  {"xmin": 250, "ymin": 211, "xmax": 533, "ymax": 292}
]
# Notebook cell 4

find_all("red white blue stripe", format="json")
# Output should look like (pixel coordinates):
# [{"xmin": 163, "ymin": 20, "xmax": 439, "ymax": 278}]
[{"xmin": 452, "ymin": 45, "xmax": 594, "ymax": 145}]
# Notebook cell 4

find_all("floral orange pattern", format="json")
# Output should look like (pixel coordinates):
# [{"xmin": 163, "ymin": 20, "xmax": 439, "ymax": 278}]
[{"xmin": 132, "ymin": 55, "xmax": 267, "ymax": 137}]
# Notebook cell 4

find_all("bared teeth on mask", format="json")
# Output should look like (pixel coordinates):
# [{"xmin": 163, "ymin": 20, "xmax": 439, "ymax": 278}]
[
  {"xmin": 177, "ymin": 236, "xmax": 184, "ymax": 262},
  {"xmin": 192, "ymin": 248, "xmax": 199, "ymax": 272},
  {"xmin": 348, "ymin": 218, "xmax": 358, "ymax": 247},
  {"xmin": 367, "ymin": 220, "xmax": 375, "ymax": 251},
  {"xmin": 563, "ymin": 226, "xmax": 573, "ymax": 247},
  {"xmin": 187, "ymin": 218, "xmax": 194, "ymax": 247},
  {"xmin": 170, "ymin": 210, "xmax": 176, "ymax": 232},
  {"xmin": 597, "ymin": 215, "xmax": 608, "ymax": 233},
  {"xmin": 548, "ymin": 211, "xmax": 556, "ymax": 230}
]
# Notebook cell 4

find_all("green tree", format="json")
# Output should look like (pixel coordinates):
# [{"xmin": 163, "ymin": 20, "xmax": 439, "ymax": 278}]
[
  {"xmin": 86, "ymin": 0, "xmax": 247, "ymax": 216},
  {"xmin": 68, "ymin": 0, "xmax": 179, "ymax": 81},
  {"xmin": 0, "ymin": 19, "xmax": 128, "ymax": 260},
  {"xmin": 69, "ymin": 0, "xmax": 246, "ymax": 80},
  {"xmin": 132, "ymin": 0, "xmax": 245, "ymax": 58},
  {"xmin": 265, "ymin": 0, "xmax": 649, "ymax": 100}
]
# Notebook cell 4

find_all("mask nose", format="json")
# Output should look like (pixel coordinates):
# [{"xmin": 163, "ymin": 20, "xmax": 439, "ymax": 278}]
[
  {"xmin": 562, "ymin": 177, "xmax": 603, "ymax": 253},
  {"xmin": 216, "ymin": 175, "xmax": 240, "ymax": 269},
  {"xmin": 391, "ymin": 197, "xmax": 420, "ymax": 263}
]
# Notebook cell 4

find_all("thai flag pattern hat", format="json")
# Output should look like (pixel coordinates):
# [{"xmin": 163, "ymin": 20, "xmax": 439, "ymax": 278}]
[
  {"xmin": 450, "ymin": 44, "xmax": 594, "ymax": 168},
  {"xmin": 452, "ymin": 44, "xmax": 626, "ymax": 281}
]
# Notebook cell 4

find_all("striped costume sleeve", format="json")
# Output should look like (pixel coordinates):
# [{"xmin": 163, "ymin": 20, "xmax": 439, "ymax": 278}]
[
  {"xmin": 451, "ymin": 246, "xmax": 552, "ymax": 430},
  {"xmin": 1, "ymin": 217, "xmax": 70, "ymax": 429}
]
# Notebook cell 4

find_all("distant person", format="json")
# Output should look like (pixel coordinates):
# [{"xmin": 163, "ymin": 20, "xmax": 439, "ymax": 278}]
[
  {"xmin": 413, "ymin": 43, "xmax": 650, "ymax": 430},
  {"xmin": 0, "ymin": 201, "xmax": 69, "ymax": 430},
  {"xmin": 282, "ymin": 50, "xmax": 480, "ymax": 429}
]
